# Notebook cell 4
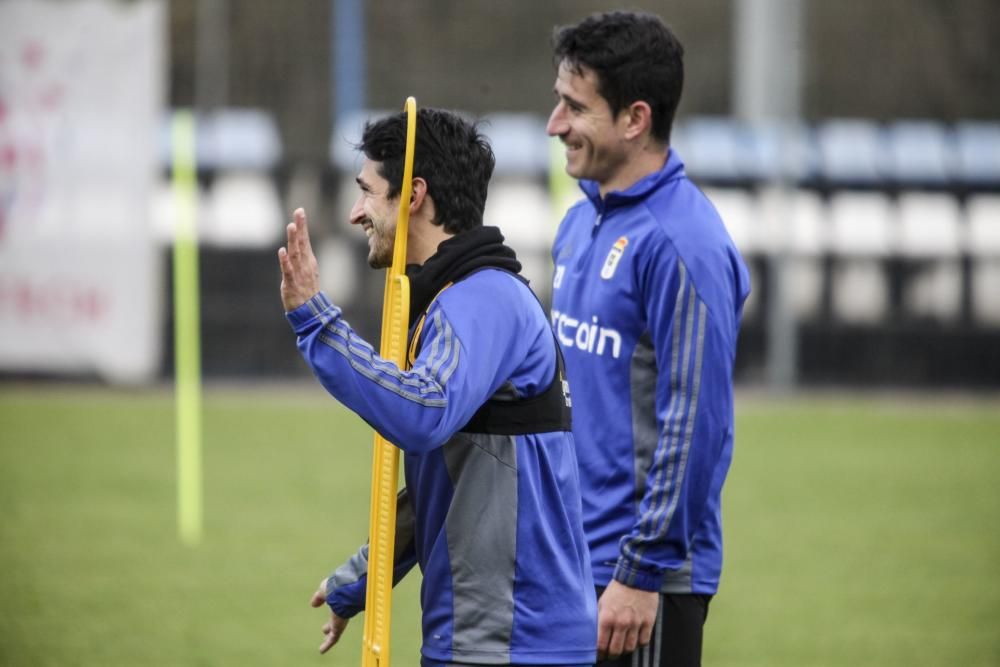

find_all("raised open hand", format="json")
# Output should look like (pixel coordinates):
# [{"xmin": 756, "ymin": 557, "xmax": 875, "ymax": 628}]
[{"xmin": 278, "ymin": 207, "xmax": 321, "ymax": 311}]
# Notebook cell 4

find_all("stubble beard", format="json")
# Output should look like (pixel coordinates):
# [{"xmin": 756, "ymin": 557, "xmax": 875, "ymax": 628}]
[{"xmin": 367, "ymin": 222, "xmax": 394, "ymax": 269}]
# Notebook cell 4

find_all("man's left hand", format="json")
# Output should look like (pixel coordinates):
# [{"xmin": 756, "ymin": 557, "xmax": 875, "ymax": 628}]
[
  {"xmin": 596, "ymin": 579, "xmax": 659, "ymax": 660},
  {"xmin": 278, "ymin": 207, "xmax": 321, "ymax": 312},
  {"xmin": 310, "ymin": 578, "xmax": 349, "ymax": 654}
]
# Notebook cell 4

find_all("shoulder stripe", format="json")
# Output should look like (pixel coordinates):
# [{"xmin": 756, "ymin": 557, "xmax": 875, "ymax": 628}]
[
  {"xmin": 431, "ymin": 311, "xmax": 461, "ymax": 385},
  {"xmin": 426, "ymin": 311, "xmax": 454, "ymax": 378}
]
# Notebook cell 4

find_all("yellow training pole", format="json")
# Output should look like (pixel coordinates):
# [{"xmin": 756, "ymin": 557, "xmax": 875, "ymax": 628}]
[
  {"xmin": 361, "ymin": 97, "xmax": 416, "ymax": 667},
  {"xmin": 172, "ymin": 110, "xmax": 203, "ymax": 547}
]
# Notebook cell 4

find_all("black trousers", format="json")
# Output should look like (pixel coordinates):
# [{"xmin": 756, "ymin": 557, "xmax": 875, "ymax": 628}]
[{"xmin": 595, "ymin": 587, "xmax": 712, "ymax": 667}]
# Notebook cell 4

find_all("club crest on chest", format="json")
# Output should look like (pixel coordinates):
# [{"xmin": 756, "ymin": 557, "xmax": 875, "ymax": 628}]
[{"xmin": 600, "ymin": 236, "xmax": 629, "ymax": 280}]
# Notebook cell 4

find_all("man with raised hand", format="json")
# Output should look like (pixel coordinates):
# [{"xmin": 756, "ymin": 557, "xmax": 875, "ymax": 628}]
[
  {"xmin": 546, "ymin": 11, "xmax": 751, "ymax": 666},
  {"xmin": 278, "ymin": 107, "xmax": 596, "ymax": 666}
]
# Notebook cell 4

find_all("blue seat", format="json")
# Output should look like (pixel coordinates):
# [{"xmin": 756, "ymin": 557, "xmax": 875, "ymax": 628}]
[
  {"xmin": 329, "ymin": 108, "xmax": 390, "ymax": 171},
  {"xmin": 206, "ymin": 109, "xmax": 283, "ymax": 170},
  {"xmin": 672, "ymin": 116, "xmax": 748, "ymax": 182},
  {"xmin": 955, "ymin": 122, "xmax": 1000, "ymax": 185},
  {"xmin": 160, "ymin": 108, "xmax": 283, "ymax": 171},
  {"xmin": 817, "ymin": 119, "xmax": 888, "ymax": 185},
  {"xmin": 744, "ymin": 121, "xmax": 819, "ymax": 182},
  {"xmin": 480, "ymin": 114, "xmax": 550, "ymax": 176},
  {"xmin": 885, "ymin": 121, "xmax": 954, "ymax": 185}
]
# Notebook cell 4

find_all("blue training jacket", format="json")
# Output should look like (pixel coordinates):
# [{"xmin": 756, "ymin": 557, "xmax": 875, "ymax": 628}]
[
  {"xmin": 550, "ymin": 149, "xmax": 751, "ymax": 595},
  {"xmin": 287, "ymin": 268, "xmax": 597, "ymax": 665}
]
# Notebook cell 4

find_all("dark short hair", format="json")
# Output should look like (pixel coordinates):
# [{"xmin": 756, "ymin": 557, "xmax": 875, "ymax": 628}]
[
  {"xmin": 357, "ymin": 108, "xmax": 495, "ymax": 235},
  {"xmin": 553, "ymin": 11, "xmax": 684, "ymax": 144}
]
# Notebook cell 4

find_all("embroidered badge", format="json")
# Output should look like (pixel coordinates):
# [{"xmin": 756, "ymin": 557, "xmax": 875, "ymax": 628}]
[{"xmin": 600, "ymin": 236, "xmax": 629, "ymax": 280}]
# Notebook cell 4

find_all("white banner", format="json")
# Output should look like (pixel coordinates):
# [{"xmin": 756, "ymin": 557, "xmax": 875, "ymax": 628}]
[{"xmin": 0, "ymin": 0, "xmax": 165, "ymax": 382}]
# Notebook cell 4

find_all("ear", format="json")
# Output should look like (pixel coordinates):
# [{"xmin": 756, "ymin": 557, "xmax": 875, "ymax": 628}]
[
  {"xmin": 621, "ymin": 101, "xmax": 653, "ymax": 141},
  {"xmin": 408, "ymin": 177, "xmax": 429, "ymax": 214}
]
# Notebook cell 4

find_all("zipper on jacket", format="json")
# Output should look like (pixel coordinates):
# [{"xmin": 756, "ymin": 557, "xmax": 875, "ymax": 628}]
[{"xmin": 576, "ymin": 211, "xmax": 604, "ymax": 272}]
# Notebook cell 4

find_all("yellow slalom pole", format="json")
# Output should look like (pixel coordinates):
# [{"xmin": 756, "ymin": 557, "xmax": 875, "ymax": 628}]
[
  {"xmin": 361, "ymin": 97, "xmax": 416, "ymax": 667},
  {"xmin": 172, "ymin": 110, "xmax": 203, "ymax": 547}
]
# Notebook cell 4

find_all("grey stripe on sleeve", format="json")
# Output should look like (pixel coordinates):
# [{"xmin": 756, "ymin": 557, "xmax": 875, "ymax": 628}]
[
  {"xmin": 630, "ymin": 331, "xmax": 659, "ymax": 510},
  {"xmin": 639, "ymin": 289, "xmax": 701, "ymax": 544},
  {"xmin": 652, "ymin": 301, "xmax": 706, "ymax": 537},
  {"xmin": 621, "ymin": 264, "xmax": 691, "ymax": 572},
  {"xmin": 623, "ymin": 265, "xmax": 710, "ymax": 577},
  {"xmin": 326, "ymin": 320, "xmax": 442, "ymax": 392},
  {"xmin": 426, "ymin": 311, "xmax": 461, "ymax": 385},
  {"xmin": 317, "ymin": 332, "xmax": 448, "ymax": 407},
  {"xmin": 329, "ymin": 543, "xmax": 369, "ymax": 591},
  {"xmin": 437, "ymin": 333, "xmax": 462, "ymax": 386},
  {"xmin": 645, "ymin": 267, "xmax": 694, "ymax": 534}
]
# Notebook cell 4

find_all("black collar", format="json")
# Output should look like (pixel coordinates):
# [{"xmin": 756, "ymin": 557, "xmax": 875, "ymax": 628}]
[{"xmin": 405, "ymin": 226, "xmax": 522, "ymax": 325}]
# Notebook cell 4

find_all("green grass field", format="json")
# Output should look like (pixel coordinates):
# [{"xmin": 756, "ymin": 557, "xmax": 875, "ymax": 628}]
[{"xmin": 1, "ymin": 385, "xmax": 998, "ymax": 666}]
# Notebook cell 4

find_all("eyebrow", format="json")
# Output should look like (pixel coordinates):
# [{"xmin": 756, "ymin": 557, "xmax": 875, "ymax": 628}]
[{"xmin": 555, "ymin": 88, "xmax": 587, "ymax": 111}]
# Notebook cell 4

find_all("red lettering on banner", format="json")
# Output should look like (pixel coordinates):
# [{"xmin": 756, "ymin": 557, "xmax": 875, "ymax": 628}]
[
  {"xmin": 39, "ymin": 85, "xmax": 64, "ymax": 111},
  {"xmin": 0, "ymin": 145, "xmax": 16, "ymax": 169},
  {"xmin": 0, "ymin": 276, "xmax": 109, "ymax": 324},
  {"xmin": 22, "ymin": 42, "xmax": 44, "ymax": 70}
]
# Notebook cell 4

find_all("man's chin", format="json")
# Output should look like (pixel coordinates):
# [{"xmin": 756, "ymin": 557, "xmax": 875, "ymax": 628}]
[{"xmin": 565, "ymin": 160, "xmax": 585, "ymax": 180}]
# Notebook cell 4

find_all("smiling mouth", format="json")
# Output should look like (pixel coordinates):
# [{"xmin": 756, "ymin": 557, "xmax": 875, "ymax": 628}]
[{"xmin": 361, "ymin": 221, "xmax": 374, "ymax": 237}]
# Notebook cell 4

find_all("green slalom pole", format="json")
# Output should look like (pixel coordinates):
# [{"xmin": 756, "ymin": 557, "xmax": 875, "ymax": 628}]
[{"xmin": 171, "ymin": 110, "xmax": 203, "ymax": 546}]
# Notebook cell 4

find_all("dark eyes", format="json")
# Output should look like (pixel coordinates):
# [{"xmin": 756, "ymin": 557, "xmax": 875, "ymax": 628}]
[{"xmin": 553, "ymin": 91, "xmax": 583, "ymax": 113}]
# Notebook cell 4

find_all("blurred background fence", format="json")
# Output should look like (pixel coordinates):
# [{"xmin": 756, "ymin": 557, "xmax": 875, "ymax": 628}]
[{"xmin": 3, "ymin": 0, "xmax": 1000, "ymax": 387}]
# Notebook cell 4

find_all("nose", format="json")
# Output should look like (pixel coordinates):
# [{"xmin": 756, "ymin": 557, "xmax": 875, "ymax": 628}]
[
  {"xmin": 546, "ymin": 102, "xmax": 568, "ymax": 137},
  {"xmin": 349, "ymin": 195, "xmax": 365, "ymax": 227}
]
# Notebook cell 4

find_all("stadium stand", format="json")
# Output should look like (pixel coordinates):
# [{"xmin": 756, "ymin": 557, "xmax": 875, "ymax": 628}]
[{"xmin": 154, "ymin": 111, "xmax": 1000, "ymax": 383}]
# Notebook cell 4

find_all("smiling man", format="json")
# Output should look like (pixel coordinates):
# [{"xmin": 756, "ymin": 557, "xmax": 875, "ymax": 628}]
[
  {"xmin": 278, "ymin": 108, "xmax": 596, "ymax": 666},
  {"xmin": 546, "ymin": 12, "xmax": 751, "ymax": 667}
]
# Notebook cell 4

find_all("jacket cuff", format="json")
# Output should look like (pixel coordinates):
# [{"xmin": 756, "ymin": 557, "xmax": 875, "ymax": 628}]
[
  {"xmin": 285, "ymin": 292, "xmax": 339, "ymax": 332},
  {"xmin": 327, "ymin": 599, "xmax": 362, "ymax": 620},
  {"xmin": 612, "ymin": 556, "xmax": 664, "ymax": 592},
  {"xmin": 325, "ymin": 578, "xmax": 364, "ymax": 620}
]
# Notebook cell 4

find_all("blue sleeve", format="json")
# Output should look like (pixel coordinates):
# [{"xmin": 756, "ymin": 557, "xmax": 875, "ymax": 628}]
[
  {"xmin": 613, "ymin": 237, "xmax": 734, "ymax": 591},
  {"xmin": 326, "ymin": 490, "xmax": 418, "ymax": 618},
  {"xmin": 287, "ymin": 276, "xmax": 542, "ymax": 452},
  {"xmin": 287, "ymin": 289, "xmax": 507, "ymax": 452}
]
